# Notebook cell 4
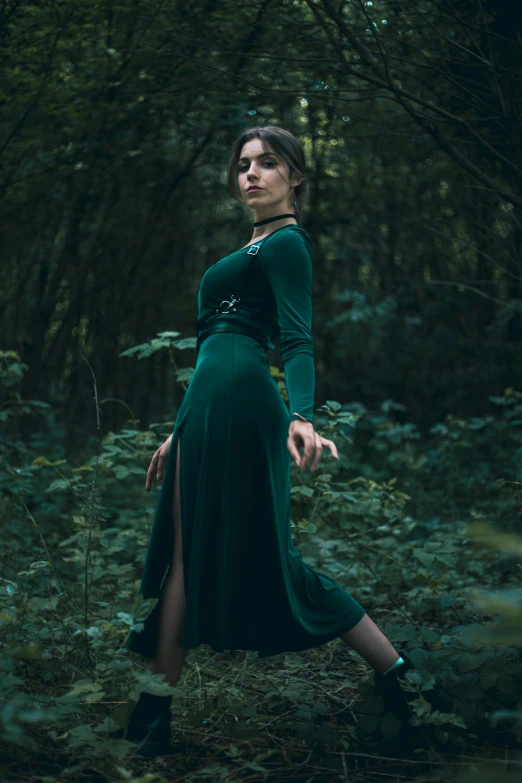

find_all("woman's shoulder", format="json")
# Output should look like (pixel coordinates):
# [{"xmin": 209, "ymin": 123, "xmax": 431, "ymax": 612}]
[{"xmin": 264, "ymin": 224, "xmax": 312, "ymax": 252}]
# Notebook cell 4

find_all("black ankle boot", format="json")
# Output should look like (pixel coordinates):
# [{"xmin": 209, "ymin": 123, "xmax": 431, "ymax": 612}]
[
  {"xmin": 112, "ymin": 692, "xmax": 174, "ymax": 756},
  {"xmin": 374, "ymin": 650, "xmax": 453, "ymax": 726}
]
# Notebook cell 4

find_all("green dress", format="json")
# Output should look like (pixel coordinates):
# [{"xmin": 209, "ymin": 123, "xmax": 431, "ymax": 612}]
[{"xmin": 125, "ymin": 224, "xmax": 366, "ymax": 659}]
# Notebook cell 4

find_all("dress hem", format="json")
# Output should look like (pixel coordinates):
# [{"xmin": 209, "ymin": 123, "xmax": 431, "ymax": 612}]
[{"xmin": 124, "ymin": 608, "xmax": 367, "ymax": 661}]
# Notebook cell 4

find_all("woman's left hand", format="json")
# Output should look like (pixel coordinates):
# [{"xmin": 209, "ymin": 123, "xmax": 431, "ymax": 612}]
[{"xmin": 287, "ymin": 420, "xmax": 339, "ymax": 472}]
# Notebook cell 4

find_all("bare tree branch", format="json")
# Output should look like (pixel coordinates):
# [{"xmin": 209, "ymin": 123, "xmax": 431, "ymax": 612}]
[{"xmin": 302, "ymin": 0, "xmax": 522, "ymax": 208}]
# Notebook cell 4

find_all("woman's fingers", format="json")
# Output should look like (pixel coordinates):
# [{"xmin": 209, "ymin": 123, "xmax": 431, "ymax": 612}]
[
  {"xmin": 156, "ymin": 449, "xmax": 168, "ymax": 481},
  {"xmin": 299, "ymin": 433, "xmax": 318, "ymax": 472},
  {"xmin": 328, "ymin": 439, "xmax": 339, "ymax": 460},
  {"xmin": 288, "ymin": 430, "xmax": 317, "ymax": 470},
  {"xmin": 308, "ymin": 436, "xmax": 323, "ymax": 471},
  {"xmin": 287, "ymin": 435, "xmax": 302, "ymax": 466},
  {"xmin": 319, "ymin": 437, "xmax": 339, "ymax": 462},
  {"xmin": 145, "ymin": 451, "xmax": 159, "ymax": 491},
  {"xmin": 144, "ymin": 436, "xmax": 173, "ymax": 491},
  {"xmin": 290, "ymin": 433, "xmax": 339, "ymax": 473}
]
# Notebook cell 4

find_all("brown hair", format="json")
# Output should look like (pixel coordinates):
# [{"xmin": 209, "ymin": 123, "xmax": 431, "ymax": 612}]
[{"xmin": 227, "ymin": 125, "xmax": 308, "ymax": 221}]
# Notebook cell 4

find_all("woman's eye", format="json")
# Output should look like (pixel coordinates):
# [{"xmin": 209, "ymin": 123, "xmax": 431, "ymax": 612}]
[{"xmin": 239, "ymin": 161, "xmax": 275, "ymax": 172}]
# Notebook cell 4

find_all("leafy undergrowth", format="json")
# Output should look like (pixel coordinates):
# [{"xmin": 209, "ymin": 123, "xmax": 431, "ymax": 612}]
[{"xmin": 1, "ymin": 348, "xmax": 522, "ymax": 782}]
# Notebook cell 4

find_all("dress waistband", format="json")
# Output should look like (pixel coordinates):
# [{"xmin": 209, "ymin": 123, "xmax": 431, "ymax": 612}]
[{"xmin": 196, "ymin": 322, "xmax": 275, "ymax": 354}]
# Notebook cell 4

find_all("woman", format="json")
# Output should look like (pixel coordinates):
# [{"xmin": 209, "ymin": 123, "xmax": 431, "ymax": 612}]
[{"xmin": 118, "ymin": 126, "xmax": 452, "ymax": 755}]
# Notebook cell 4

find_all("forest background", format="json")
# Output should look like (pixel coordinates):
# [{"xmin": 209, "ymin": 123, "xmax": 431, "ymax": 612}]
[{"xmin": 1, "ymin": 1, "xmax": 522, "ymax": 782}]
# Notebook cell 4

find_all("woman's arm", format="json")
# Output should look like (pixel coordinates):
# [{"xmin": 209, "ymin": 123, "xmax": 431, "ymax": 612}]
[{"xmin": 261, "ymin": 228, "xmax": 315, "ymax": 426}]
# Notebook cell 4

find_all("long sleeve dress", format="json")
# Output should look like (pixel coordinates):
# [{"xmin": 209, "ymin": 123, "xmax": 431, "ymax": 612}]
[{"xmin": 125, "ymin": 224, "xmax": 366, "ymax": 659}]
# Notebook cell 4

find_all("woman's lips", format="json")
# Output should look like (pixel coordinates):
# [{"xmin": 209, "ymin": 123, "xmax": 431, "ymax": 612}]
[{"xmin": 247, "ymin": 188, "xmax": 262, "ymax": 192}]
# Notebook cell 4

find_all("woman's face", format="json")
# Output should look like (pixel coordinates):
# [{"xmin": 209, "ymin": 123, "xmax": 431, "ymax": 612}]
[{"xmin": 237, "ymin": 138, "xmax": 298, "ymax": 212}]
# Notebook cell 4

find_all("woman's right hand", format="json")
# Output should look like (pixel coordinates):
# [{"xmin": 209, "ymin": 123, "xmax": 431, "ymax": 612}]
[{"xmin": 145, "ymin": 434, "xmax": 173, "ymax": 492}]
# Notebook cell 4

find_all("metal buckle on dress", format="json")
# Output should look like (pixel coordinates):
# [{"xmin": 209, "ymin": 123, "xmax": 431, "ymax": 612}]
[
  {"xmin": 215, "ymin": 294, "xmax": 240, "ymax": 314},
  {"xmin": 247, "ymin": 244, "xmax": 261, "ymax": 255}
]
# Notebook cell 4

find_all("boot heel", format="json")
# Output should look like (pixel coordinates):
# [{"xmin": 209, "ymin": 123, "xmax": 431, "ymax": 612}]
[
  {"xmin": 112, "ymin": 691, "xmax": 174, "ymax": 756},
  {"xmin": 374, "ymin": 650, "xmax": 454, "ymax": 722}
]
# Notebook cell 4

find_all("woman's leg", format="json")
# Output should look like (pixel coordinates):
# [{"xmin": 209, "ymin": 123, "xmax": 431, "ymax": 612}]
[
  {"xmin": 339, "ymin": 614, "xmax": 401, "ymax": 675},
  {"xmin": 147, "ymin": 436, "xmax": 190, "ymax": 686}
]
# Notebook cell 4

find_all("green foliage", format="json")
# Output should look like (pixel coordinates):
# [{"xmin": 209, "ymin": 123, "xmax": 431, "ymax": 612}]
[
  {"xmin": 0, "ymin": 351, "xmax": 52, "ymax": 424},
  {"xmin": 1, "ymin": 351, "xmax": 522, "ymax": 781},
  {"xmin": 119, "ymin": 332, "xmax": 197, "ymax": 360}
]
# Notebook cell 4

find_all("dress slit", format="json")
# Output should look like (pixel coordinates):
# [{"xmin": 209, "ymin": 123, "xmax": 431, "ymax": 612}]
[
  {"xmin": 163, "ymin": 430, "xmax": 191, "ymax": 650},
  {"xmin": 145, "ymin": 432, "xmax": 189, "ymax": 660}
]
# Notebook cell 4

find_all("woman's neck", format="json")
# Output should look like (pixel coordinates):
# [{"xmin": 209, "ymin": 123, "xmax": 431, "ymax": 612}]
[{"xmin": 249, "ymin": 214, "xmax": 297, "ymax": 244}]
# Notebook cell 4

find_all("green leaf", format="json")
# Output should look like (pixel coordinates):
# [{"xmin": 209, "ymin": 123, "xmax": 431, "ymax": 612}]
[
  {"xmin": 117, "ymin": 612, "xmax": 135, "ymax": 626},
  {"xmin": 294, "ymin": 486, "xmax": 314, "ymax": 497},
  {"xmin": 416, "ymin": 626, "xmax": 440, "ymax": 643},
  {"xmin": 119, "ymin": 342, "xmax": 150, "ymax": 357},
  {"xmin": 45, "ymin": 479, "xmax": 70, "ymax": 493},
  {"xmin": 325, "ymin": 401, "xmax": 342, "ymax": 412},
  {"xmin": 99, "ymin": 739, "xmax": 134, "ymax": 759},
  {"xmin": 447, "ymin": 713, "xmax": 467, "ymax": 729},
  {"xmin": 66, "ymin": 725, "xmax": 99, "ymax": 748},
  {"xmin": 66, "ymin": 682, "xmax": 100, "ymax": 697},
  {"xmin": 284, "ymin": 654, "xmax": 304, "ymax": 668},
  {"xmin": 83, "ymin": 690, "xmax": 105, "ymax": 703},
  {"xmin": 312, "ymin": 702, "xmax": 327, "ymax": 715},
  {"xmin": 177, "ymin": 367, "xmax": 196, "ymax": 382},
  {"xmin": 413, "ymin": 548, "xmax": 435, "ymax": 566}
]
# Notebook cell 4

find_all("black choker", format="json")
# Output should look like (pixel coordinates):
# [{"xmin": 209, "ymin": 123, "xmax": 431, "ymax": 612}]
[{"xmin": 253, "ymin": 213, "xmax": 296, "ymax": 228}]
